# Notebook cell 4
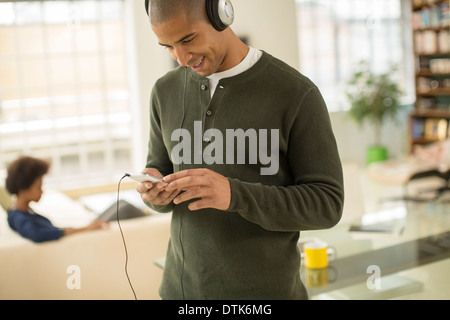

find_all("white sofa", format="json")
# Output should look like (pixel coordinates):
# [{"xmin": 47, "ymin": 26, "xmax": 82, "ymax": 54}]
[{"xmin": 0, "ymin": 189, "xmax": 171, "ymax": 300}]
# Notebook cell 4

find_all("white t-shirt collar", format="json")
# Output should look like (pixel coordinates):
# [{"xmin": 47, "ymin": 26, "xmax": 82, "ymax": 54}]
[{"xmin": 207, "ymin": 47, "xmax": 262, "ymax": 97}]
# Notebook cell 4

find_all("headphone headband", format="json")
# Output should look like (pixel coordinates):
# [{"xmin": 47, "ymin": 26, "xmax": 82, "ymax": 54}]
[{"xmin": 144, "ymin": 0, "xmax": 234, "ymax": 32}]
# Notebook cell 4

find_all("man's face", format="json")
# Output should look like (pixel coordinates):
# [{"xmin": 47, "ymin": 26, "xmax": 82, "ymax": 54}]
[{"xmin": 152, "ymin": 12, "xmax": 227, "ymax": 77}]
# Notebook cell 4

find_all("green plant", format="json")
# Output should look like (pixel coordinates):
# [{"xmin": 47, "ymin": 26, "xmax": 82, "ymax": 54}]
[{"xmin": 345, "ymin": 61, "xmax": 404, "ymax": 147}]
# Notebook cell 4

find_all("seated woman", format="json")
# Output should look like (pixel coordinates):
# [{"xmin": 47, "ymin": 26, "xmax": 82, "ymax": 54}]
[{"xmin": 5, "ymin": 156, "xmax": 108, "ymax": 243}]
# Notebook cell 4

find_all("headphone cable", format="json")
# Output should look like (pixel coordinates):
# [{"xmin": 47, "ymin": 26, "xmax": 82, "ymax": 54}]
[{"xmin": 117, "ymin": 173, "xmax": 137, "ymax": 300}]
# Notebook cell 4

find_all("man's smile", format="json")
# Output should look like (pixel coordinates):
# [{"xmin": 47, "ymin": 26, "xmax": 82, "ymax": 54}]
[{"xmin": 191, "ymin": 56, "xmax": 205, "ymax": 71}]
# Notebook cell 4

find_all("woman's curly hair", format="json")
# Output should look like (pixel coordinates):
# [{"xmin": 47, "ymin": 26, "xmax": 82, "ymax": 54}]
[{"xmin": 5, "ymin": 156, "xmax": 50, "ymax": 195}]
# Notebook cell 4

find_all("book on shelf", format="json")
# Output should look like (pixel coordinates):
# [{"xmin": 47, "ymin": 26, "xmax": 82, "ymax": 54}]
[
  {"xmin": 412, "ymin": 117, "xmax": 426, "ymax": 139},
  {"xmin": 416, "ymin": 56, "xmax": 430, "ymax": 70},
  {"xmin": 438, "ymin": 30, "xmax": 450, "ymax": 53},
  {"xmin": 429, "ymin": 58, "xmax": 450, "ymax": 73},
  {"xmin": 417, "ymin": 77, "xmax": 436, "ymax": 93},
  {"xmin": 424, "ymin": 118, "xmax": 449, "ymax": 140},
  {"xmin": 416, "ymin": 56, "xmax": 450, "ymax": 74},
  {"xmin": 414, "ymin": 30, "xmax": 438, "ymax": 54},
  {"xmin": 417, "ymin": 77, "xmax": 450, "ymax": 94},
  {"xmin": 413, "ymin": 1, "xmax": 450, "ymax": 29},
  {"xmin": 416, "ymin": 97, "xmax": 438, "ymax": 110},
  {"xmin": 441, "ymin": 3, "xmax": 450, "ymax": 27},
  {"xmin": 414, "ymin": 32, "xmax": 450, "ymax": 55}
]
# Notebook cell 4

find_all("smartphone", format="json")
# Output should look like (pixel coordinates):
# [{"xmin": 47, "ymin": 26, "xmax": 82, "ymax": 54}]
[{"xmin": 128, "ymin": 173, "xmax": 168, "ymax": 186}]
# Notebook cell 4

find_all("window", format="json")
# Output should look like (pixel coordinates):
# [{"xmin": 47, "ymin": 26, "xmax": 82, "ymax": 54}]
[
  {"xmin": 295, "ymin": 0, "xmax": 415, "ymax": 112},
  {"xmin": 0, "ymin": 0, "xmax": 132, "ymax": 189}
]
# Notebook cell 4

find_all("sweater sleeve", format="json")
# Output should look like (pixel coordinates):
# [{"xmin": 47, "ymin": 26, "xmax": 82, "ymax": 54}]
[{"xmin": 227, "ymin": 87, "xmax": 344, "ymax": 232}]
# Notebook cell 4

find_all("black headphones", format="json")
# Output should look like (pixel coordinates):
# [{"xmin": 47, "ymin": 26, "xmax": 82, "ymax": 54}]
[{"xmin": 145, "ymin": 0, "xmax": 234, "ymax": 32}]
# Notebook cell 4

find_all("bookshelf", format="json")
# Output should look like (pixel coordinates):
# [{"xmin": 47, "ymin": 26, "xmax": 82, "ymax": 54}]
[{"xmin": 410, "ymin": 0, "xmax": 450, "ymax": 152}]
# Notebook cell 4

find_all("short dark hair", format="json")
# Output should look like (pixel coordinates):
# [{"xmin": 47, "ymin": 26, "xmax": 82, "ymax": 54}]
[
  {"xmin": 145, "ymin": 0, "xmax": 207, "ymax": 25},
  {"xmin": 5, "ymin": 156, "xmax": 50, "ymax": 195}
]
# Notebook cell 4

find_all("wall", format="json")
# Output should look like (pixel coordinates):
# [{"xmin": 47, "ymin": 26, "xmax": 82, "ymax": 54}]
[
  {"xmin": 125, "ymin": 0, "xmax": 173, "ymax": 170},
  {"xmin": 330, "ymin": 107, "xmax": 412, "ymax": 165},
  {"xmin": 231, "ymin": 0, "xmax": 300, "ymax": 70}
]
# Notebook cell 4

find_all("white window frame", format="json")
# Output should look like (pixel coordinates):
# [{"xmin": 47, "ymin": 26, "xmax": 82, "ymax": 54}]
[
  {"xmin": 295, "ymin": 0, "xmax": 415, "ymax": 113},
  {"xmin": 0, "ymin": 0, "xmax": 134, "ymax": 190}
]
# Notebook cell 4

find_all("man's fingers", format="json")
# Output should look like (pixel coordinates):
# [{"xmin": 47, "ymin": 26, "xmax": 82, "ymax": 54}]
[
  {"xmin": 162, "ymin": 169, "xmax": 231, "ymax": 211},
  {"xmin": 136, "ymin": 181, "xmax": 154, "ymax": 193},
  {"xmin": 164, "ymin": 169, "xmax": 207, "ymax": 183},
  {"xmin": 165, "ymin": 170, "xmax": 211, "ymax": 192},
  {"xmin": 142, "ymin": 168, "xmax": 164, "ymax": 179},
  {"xmin": 141, "ymin": 188, "xmax": 179, "ymax": 206},
  {"xmin": 173, "ymin": 187, "xmax": 203, "ymax": 205}
]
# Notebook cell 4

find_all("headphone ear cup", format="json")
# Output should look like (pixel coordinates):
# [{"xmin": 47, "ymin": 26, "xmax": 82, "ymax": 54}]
[{"xmin": 206, "ymin": 0, "xmax": 234, "ymax": 32}]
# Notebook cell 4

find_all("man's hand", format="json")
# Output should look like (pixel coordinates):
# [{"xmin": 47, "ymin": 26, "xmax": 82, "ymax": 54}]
[
  {"xmin": 163, "ymin": 169, "xmax": 231, "ymax": 211},
  {"xmin": 136, "ymin": 169, "xmax": 180, "ymax": 206}
]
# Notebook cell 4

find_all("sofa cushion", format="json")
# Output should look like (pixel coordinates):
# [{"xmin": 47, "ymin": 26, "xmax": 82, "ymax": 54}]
[{"xmin": 0, "ymin": 187, "xmax": 13, "ymax": 212}]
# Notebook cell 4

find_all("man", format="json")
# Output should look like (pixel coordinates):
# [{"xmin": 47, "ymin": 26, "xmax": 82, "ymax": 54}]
[{"xmin": 137, "ymin": 0, "xmax": 344, "ymax": 300}]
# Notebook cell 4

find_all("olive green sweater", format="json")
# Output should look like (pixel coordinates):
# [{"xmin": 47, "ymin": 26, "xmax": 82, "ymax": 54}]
[{"xmin": 146, "ymin": 51, "xmax": 344, "ymax": 300}]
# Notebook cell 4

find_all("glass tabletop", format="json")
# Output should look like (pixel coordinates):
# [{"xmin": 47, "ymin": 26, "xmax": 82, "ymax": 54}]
[
  {"xmin": 299, "ymin": 201, "xmax": 450, "ymax": 299},
  {"xmin": 154, "ymin": 200, "xmax": 450, "ymax": 300}
]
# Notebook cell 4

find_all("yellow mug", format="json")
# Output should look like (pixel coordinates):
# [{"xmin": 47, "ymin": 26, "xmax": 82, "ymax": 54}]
[{"xmin": 303, "ymin": 241, "xmax": 334, "ymax": 269}]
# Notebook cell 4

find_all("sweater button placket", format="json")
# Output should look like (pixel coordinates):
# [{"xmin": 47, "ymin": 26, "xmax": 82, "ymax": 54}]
[{"xmin": 201, "ymin": 82, "xmax": 212, "ymax": 144}]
